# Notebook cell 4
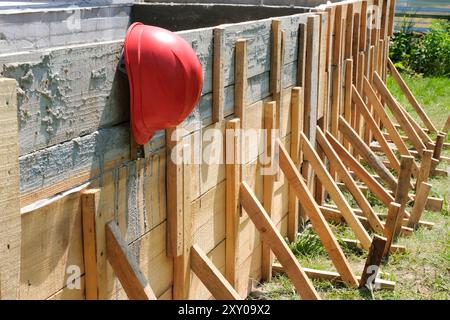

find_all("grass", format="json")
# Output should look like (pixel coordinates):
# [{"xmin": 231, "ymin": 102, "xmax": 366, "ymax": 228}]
[{"xmin": 249, "ymin": 74, "xmax": 450, "ymax": 300}]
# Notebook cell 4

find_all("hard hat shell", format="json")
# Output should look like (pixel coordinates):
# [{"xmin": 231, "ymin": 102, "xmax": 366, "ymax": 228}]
[{"xmin": 124, "ymin": 22, "xmax": 203, "ymax": 144}]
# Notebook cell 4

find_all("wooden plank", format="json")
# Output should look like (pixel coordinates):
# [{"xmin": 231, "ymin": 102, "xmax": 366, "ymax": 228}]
[
  {"xmin": 240, "ymin": 182, "xmax": 321, "ymax": 299},
  {"xmin": 262, "ymin": 101, "xmax": 276, "ymax": 281},
  {"xmin": 352, "ymin": 85, "xmax": 400, "ymax": 173},
  {"xmin": 225, "ymin": 119, "xmax": 241, "ymax": 288},
  {"xmin": 359, "ymin": 235, "xmax": 388, "ymax": 289},
  {"xmin": 388, "ymin": 0, "xmax": 396, "ymax": 36},
  {"xmin": 190, "ymin": 244, "xmax": 241, "ymax": 300},
  {"xmin": 393, "ymin": 156, "xmax": 414, "ymax": 237},
  {"xmin": 339, "ymin": 116, "xmax": 398, "ymax": 191},
  {"xmin": 235, "ymin": 39, "xmax": 247, "ymax": 123},
  {"xmin": 271, "ymin": 19, "xmax": 282, "ymax": 106},
  {"xmin": 398, "ymin": 99, "xmax": 434, "ymax": 146},
  {"xmin": 81, "ymin": 189, "xmax": 101, "ymax": 300},
  {"xmin": 443, "ymin": 115, "xmax": 450, "ymax": 133},
  {"xmin": 373, "ymin": 72, "xmax": 426, "ymax": 155},
  {"xmin": 0, "ymin": 78, "xmax": 20, "ymax": 299},
  {"xmin": 166, "ymin": 127, "xmax": 184, "ymax": 257},
  {"xmin": 297, "ymin": 23, "xmax": 307, "ymax": 87},
  {"xmin": 363, "ymin": 77, "xmax": 420, "ymax": 176},
  {"xmin": 325, "ymin": 131, "xmax": 395, "ymax": 206},
  {"xmin": 288, "ymin": 87, "xmax": 303, "ymax": 242},
  {"xmin": 360, "ymin": 1, "xmax": 369, "ymax": 52},
  {"xmin": 416, "ymin": 149, "xmax": 433, "ymax": 189},
  {"xmin": 213, "ymin": 27, "xmax": 225, "ymax": 123},
  {"xmin": 352, "ymin": 12, "xmax": 361, "ymax": 85},
  {"xmin": 105, "ymin": 221, "xmax": 157, "ymax": 300},
  {"xmin": 331, "ymin": 6, "xmax": 343, "ymax": 138},
  {"xmin": 345, "ymin": 4, "xmax": 354, "ymax": 59},
  {"xmin": 387, "ymin": 58, "xmax": 438, "ymax": 133},
  {"xmin": 343, "ymin": 237, "xmax": 405, "ymax": 254},
  {"xmin": 343, "ymin": 59, "xmax": 353, "ymax": 150},
  {"xmin": 277, "ymin": 141, "xmax": 359, "ymax": 287},
  {"xmin": 300, "ymin": 132, "xmax": 372, "ymax": 250},
  {"xmin": 316, "ymin": 128, "xmax": 384, "ymax": 234},
  {"xmin": 383, "ymin": 202, "xmax": 401, "ymax": 256},
  {"xmin": 317, "ymin": 12, "xmax": 329, "ymax": 120},
  {"xmin": 408, "ymin": 182, "xmax": 432, "ymax": 229},
  {"xmin": 272, "ymin": 263, "xmax": 395, "ymax": 290},
  {"xmin": 432, "ymin": 133, "xmax": 445, "ymax": 172}
]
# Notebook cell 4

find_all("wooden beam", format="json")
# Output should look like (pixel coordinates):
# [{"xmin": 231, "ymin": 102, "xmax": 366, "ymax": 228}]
[
  {"xmin": 388, "ymin": 0, "xmax": 396, "ymax": 36},
  {"xmin": 278, "ymin": 141, "xmax": 359, "ymax": 287},
  {"xmin": 0, "ymin": 78, "xmax": 20, "ymax": 300},
  {"xmin": 394, "ymin": 156, "xmax": 414, "ymax": 237},
  {"xmin": 416, "ymin": 149, "xmax": 433, "ymax": 189},
  {"xmin": 339, "ymin": 116, "xmax": 398, "ymax": 191},
  {"xmin": 363, "ymin": 77, "xmax": 420, "ymax": 177},
  {"xmin": 272, "ymin": 263, "xmax": 395, "ymax": 290},
  {"xmin": 166, "ymin": 127, "xmax": 184, "ymax": 257},
  {"xmin": 288, "ymin": 87, "xmax": 303, "ymax": 242},
  {"xmin": 383, "ymin": 202, "xmax": 401, "ymax": 256},
  {"xmin": 271, "ymin": 19, "xmax": 282, "ymax": 128},
  {"xmin": 190, "ymin": 244, "xmax": 241, "ymax": 300},
  {"xmin": 325, "ymin": 131, "xmax": 395, "ymax": 206},
  {"xmin": 105, "ymin": 221, "xmax": 157, "ymax": 300},
  {"xmin": 387, "ymin": 58, "xmax": 438, "ymax": 133},
  {"xmin": 234, "ymin": 39, "xmax": 247, "ymax": 123},
  {"xmin": 331, "ymin": 6, "xmax": 343, "ymax": 138},
  {"xmin": 397, "ymin": 99, "xmax": 434, "ymax": 146},
  {"xmin": 240, "ymin": 182, "xmax": 321, "ymax": 299},
  {"xmin": 316, "ymin": 128, "xmax": 384, "ymax": 234},
  {"xmin": 262, "ymin": 101, "xmax": 276, "ymax": 281},
  {"xmin": 297, "ymin": 23, "xmax": 307, "ymax": 87},
  {"xmin": 212, "ymin": 27, "xmax": 225, "ymax": 123},
  {"xmin": 81, "ymin": 189, "xmax": 101, "ymax": 300},
  {"xmin": 301, "ymin": 131, "xmax": 372, "ymax": 250},
  {"xmin": 373, "ymin": 72, "xmax": 426, "ymax": 155},
  {"xmin": 408, "ymin": 182, "xmax": 432, "ymax": 229},
  {"xmin": 342, "ymin": 238, "xmax": 406, "ymax": 254},
  {"xmin": 343, "ymin": 59, "xmax": 353, "ymax": 150},
  {"xmin": 359, "ymin": 235, "xmax": 388, "ymax": 289},
  {"xmin": 431, "ymin": 133, "xmax": 445, "ymax": 172},
  {"xmin": 225, "ymin": 119, "xmax": 241, "ymax": 288},
  {"xmin": 352, "ymin": 85, "xmax": 400, "ymax": 173}
]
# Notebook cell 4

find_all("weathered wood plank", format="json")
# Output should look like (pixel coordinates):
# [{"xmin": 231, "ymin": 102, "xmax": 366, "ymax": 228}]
[{"xmin": 0, "ymin": 78, "xmax": 21, "ymax": 299}]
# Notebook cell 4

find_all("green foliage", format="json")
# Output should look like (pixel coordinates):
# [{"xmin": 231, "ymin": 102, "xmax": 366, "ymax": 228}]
[
  {"xmin": 289, "ymin": 226, "xmax": 326, "ymax": 258},
  {"xmin": 390, "ymin": 19, "xmax": 450, "ymax": 76}
]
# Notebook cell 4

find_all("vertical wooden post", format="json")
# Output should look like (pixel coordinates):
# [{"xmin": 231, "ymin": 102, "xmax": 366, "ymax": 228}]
[
  {"xmin": 331, "ymin": 6, "xmax": 343, "ymax": 139},
  {"xmin": 166, "ymin": 127, "xmax": 191, "ymax": 299},
  {"xmin": 394, "ymin": 156, "xmax": 414, "ymax": 237},
  {"xmin": 388, "ymin": 0, "xmax": 397, "ymax": 36},
  {"xmin": 81, "ymin": 189, "xmax": 101, "ymax": 300},
  {"xmin": 343, "ymin": 59, "xmax": 353, "ymax": 150},
  {"xmin": 213, "ymin": 27, "xmax": 225, "ymax": 123},
  {"xmin": 359, "ymin": 235, "xmax": 387, "ymax": 288},
  {"xmin": 271, "ymin": 19, "xmax": 282, "ymax": 129},
  {"xmin": 383, "ymin": 202, "xmax": 401, "ymax": 256},
  {"xmin": 235, "ymin": 39, "xmax": 247, "ymax": 123},
  {"xmin": 297, "ymin": 23, "xmax": 307, "ymax": 87},
  {"xmin": 288, "ymin": 87, "xmax": 303, "ymax": 242},
  {"xmin": 408, "ymin": 182, "xmax": 432, "ymax": 229},
  {"xmin": 416, "ymin": 149, "xmax": 433, "ymax": 189},
  {"xmin": 431, "ymin": 133, "xmax": 445, "ymax": 172},
  {"xmin": 262, "ymin": 101, "xmax": 276, "ymax": 281},
  {"xmin": 0, "ymin": 78, "xmax": 21, "ymax": 300},
  {"xmin": 225, "ymin": 119, "xmax": 241, "ymax": 288}
]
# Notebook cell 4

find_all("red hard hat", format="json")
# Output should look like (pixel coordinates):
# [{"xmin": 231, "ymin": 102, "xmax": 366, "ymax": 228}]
[{"xmin": 124, "ymin": 22, "xmax": 203, "ymax": 144}]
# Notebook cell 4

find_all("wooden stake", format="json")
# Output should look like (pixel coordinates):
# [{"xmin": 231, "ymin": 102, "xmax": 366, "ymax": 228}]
[
  {"xmin": 240, "ymin": 182, "xmax": 321, "ymax": 299},
  {"xmin": 383, "ymin": 202, "xmax": 401, "ymax": 256},
  {"xmin": 388, "ymin": 0, "xmax": 397, "ymax": 36},
  {"xmin": 105, "ymin": 221, "xmax": 157, "ymax": 300},
  {"xmin": 316, "ymin": 128, "xmax": 384, "ymax": 234},
  {"xmin": 262, "ymin": 101, "xmax": 276, "ymax": 281},
  {"xmin": 343, "ymin": 59, "xmax": 353, "ymax": 150},
  {"xmin": 297, "ymin": 23, "xmax": 307, "ymax": 87},
  {"xmin": 213, "ymin": 27, "xmax": 225, "ymax": 123},
  {"xmin": 0, "ymin": 78, "xmax": 20, "ymax": 300},
  {"xmin": 271, "ymin": 19, "xmax": 282, "ymax": 126},
  {"xmin": 387, "ymin": 58, "xmax": 438, "ymax": 133},
  {"xmin": 278, "ymin": 141, "xmax": 359, "ymax": 286},
  {"xmin": 359, "ymin": 235, "xmax": 387, "ymax": 289},
  {"xmin": 225, "ymin": 119, "xmax": 241, "ymax": 288},
  {"xmin": 81, "ymin": 189, "xmax": 101, "ymax": 300},
  {"xmin": 235, "ymin": 39, "xmax": 247, "ymax": 123},
  {"xmin": 431, "ymin": 133, "xmax": 445, "ymax": 172},
  {"xmin": 393, "ymin": 156, "xmax": 414, "ymax": 237},
  {"xmin": 416, "ymin": 149, "xmax": 433, "ymax": 189},
  {"xmin": 288, "ymin": 88, "xmax": 303, "ymax": 242},
  {"xmin": 331, "ymin": 6, "xmax": 343, "ymax": 138},
  {"xmin": 339, "ymin": 116, "xmax": 398, "ymax": 191},
  {"xmin": 191, "ymin": 245, "xmax": 241, "ymax": 300},
  {"xmin": 301, "ymin": 132, "xmax": 372, "ymax": 250},
  {"xmin": 408, "ymin": 182, "xmax": 432, "ymax": 229}
]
